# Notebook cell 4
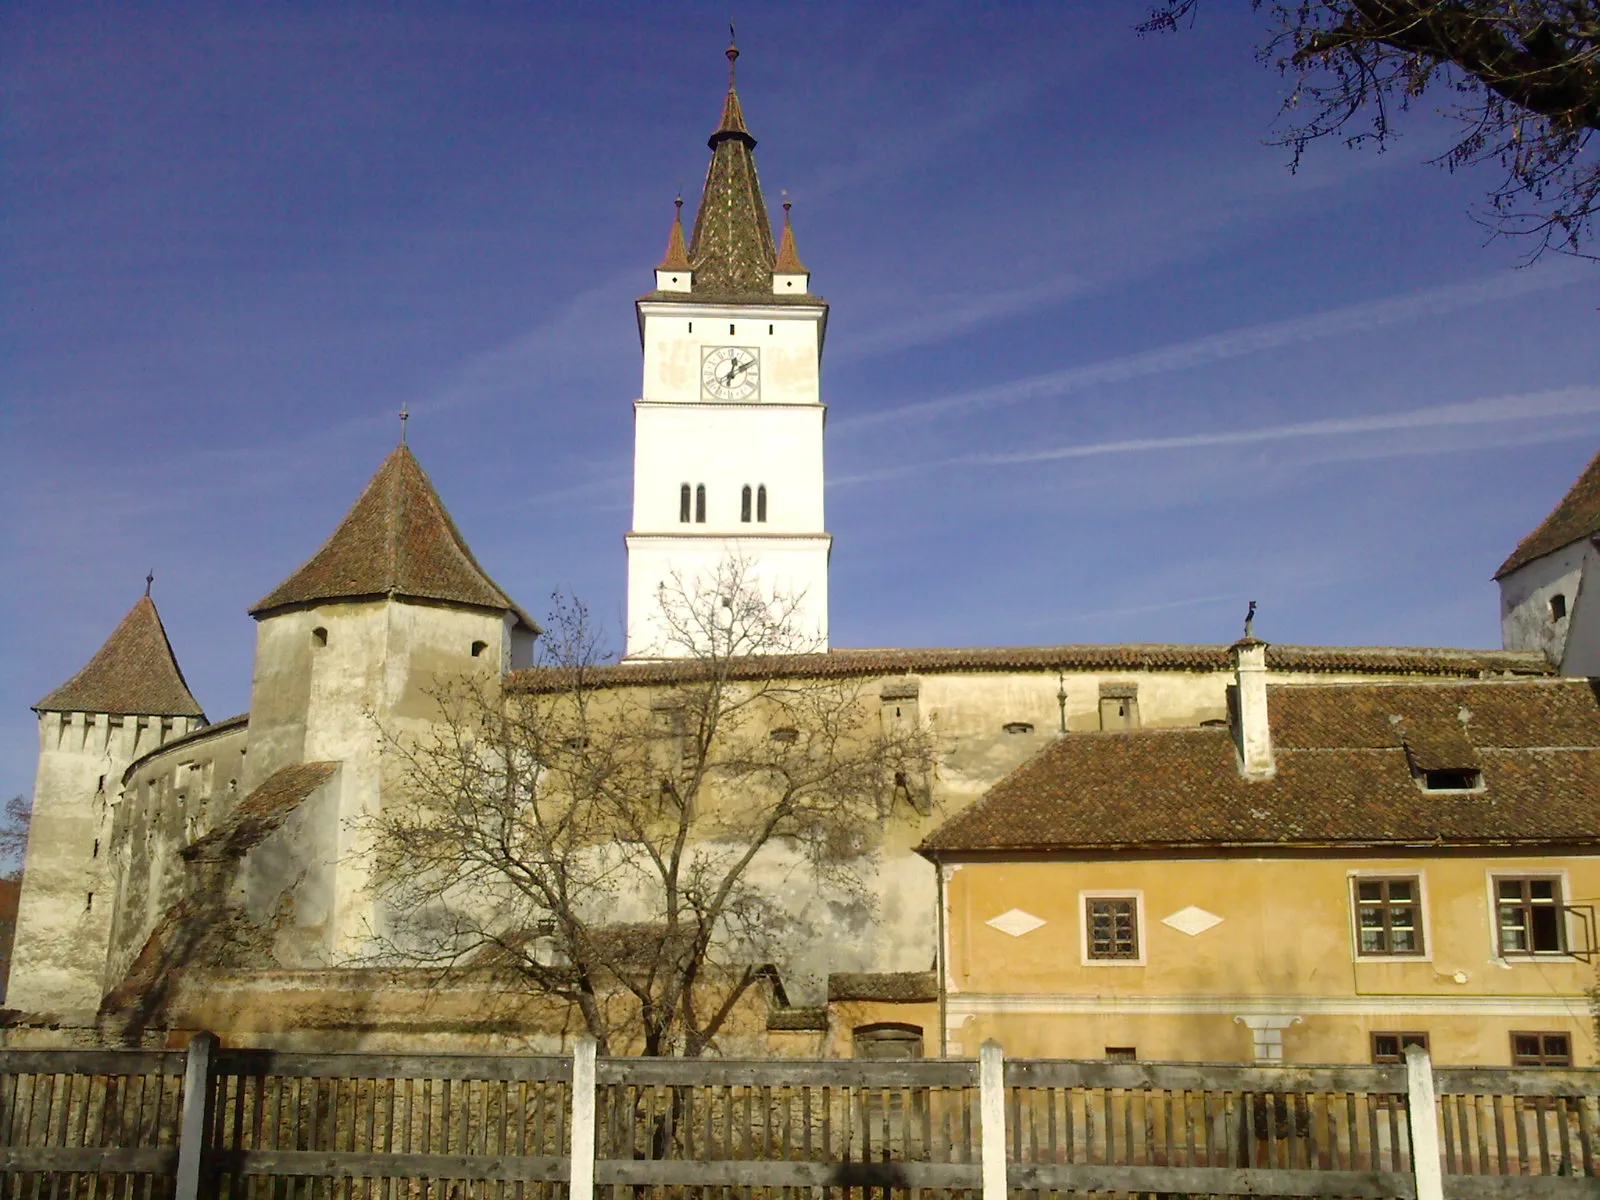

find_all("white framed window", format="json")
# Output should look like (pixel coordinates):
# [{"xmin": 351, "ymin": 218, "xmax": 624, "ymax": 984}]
[
  {"xmin": 1080, "ymin": 890, "xmax": 1146, "ymax": 966},
  {"xmin": 1348, "ymin": 869, "xmax": 1432, "ymax": 962},
  {"xmin": 1489, "ymin": 871, "xmax": 1574, "ymax": 959}
]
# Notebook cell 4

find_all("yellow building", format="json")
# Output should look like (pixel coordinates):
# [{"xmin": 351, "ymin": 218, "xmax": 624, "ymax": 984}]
[{"xmin": 917, "ymin": 644, "xmax": 1600, "ymax": 1068}]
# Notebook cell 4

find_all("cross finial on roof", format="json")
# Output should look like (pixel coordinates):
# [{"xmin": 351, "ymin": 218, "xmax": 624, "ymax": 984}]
[
  {"xmin": 145, "ymin": 570, "xmax": 154, "ymax": 598},
  {"xmin": 399, "ymin": 401, "xmax": 410, "ymax": 445}
]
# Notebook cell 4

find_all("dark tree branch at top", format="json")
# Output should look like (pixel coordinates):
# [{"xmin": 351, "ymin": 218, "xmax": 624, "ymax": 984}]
[{"xmin": 1141, "ymin": 0, "xmax": 1600, "ymax": 257}]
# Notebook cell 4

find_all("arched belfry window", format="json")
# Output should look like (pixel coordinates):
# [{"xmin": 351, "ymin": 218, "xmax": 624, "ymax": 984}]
[
  {"xmin": 757, "ymin": 485, "xmax": 768, "ymax": 523},
  {"xmin": 741, "ymin": 485, "xmax": 752, "ymax": 523},
  {"xmin": 679, "ymin": 484, "xmax": 691, "ymax": 524},
  {"xmin": 695, "ymin": 484, "xmax": 706, "ymax": 523}
]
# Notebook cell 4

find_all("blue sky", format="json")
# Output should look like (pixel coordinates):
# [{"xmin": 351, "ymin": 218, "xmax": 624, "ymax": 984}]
[{"xmin": 3, "ymin": 1, "xmax": 1598, "ymax": 809}]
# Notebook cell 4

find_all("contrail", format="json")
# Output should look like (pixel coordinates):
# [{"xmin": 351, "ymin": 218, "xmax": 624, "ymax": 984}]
[{"xmin": 840, "ymin": 264, "xmax": 1589, "ymax": 431}]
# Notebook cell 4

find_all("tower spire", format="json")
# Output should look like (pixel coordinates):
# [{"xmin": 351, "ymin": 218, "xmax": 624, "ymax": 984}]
[
  {"xmin": 688, "ymin": 37, "xmax": 776, "ymax": 295},
  {"xmin": 774, "ymin": 192, "xmax": 807, "ymax": 274},
  {"xmin": 658, "ymin": 195, "xmax": 691, "ymax": 271}
]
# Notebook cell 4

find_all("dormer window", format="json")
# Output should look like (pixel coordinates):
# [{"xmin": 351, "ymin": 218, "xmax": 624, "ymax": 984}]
[
  {"xmin": 1421, "ymin": 768, "xmax": 1482, "ymax": 792},
  {"xmin": 1551, "ymin": 594, "xmax": 1568, "ymax": 620}
]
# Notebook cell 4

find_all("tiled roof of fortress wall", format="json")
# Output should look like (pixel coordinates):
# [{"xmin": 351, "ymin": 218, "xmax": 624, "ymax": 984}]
[
  {"xmin": 508, "ymin": 644, "xmax": 1552, "ymax": 692},
  {"xmin": 920, "ymin": 679, "xmax": 1600, "ymax": 855}
]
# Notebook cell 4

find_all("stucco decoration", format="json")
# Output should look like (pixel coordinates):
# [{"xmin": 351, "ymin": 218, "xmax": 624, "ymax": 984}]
[
  {"xmin": 1161, "ymin": 905, "xmax": 1224, "ymax": 937},
  {"xmin": 986, "ymin": 908, "xmax": 1046, "ymax": 937}
]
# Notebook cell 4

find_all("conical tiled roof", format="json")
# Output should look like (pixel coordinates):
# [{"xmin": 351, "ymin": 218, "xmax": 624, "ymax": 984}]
[
  {"xmin": 774, "ymin": 199, "xmax": 807, "ymax": 273},
  {"xmin": 251, "ymin": 444, "xmax": 536, "ymax": 630},
  {"xmin": 36, "ymin": 596, "xmax": 204, "ymax": 717},
  {"xmin": 1496, "ymin": 447, "xmax": 1600, "ymax": 578},
  {"xmin": 687, "ymin": 43, "xmax": 778, "ymax": 297},
  {"xmin": 658, "ymin": 198, "xmax": 691, "ymax": 271}
]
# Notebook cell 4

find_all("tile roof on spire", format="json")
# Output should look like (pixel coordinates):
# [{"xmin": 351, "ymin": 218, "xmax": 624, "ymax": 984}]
[
  {"xmin": 686, "ymin": 39, "xmax": 778, "ymax": 298},
  {"xmin": 251, "ymin": 444, "xmax": 536, "ymax": 630},
  {"xmin": 36, "ymin": 595, "xmax": 204, "ymax": 717},
  {"xmin": 658, "ymin": 197, "xmax": 691, "ymax": 271},
  {"xmin": 774, "ymin": 197, "xmax": 807, "ymax": 273},
  {"xmin": 1496, "ymin": 447, "xmax": 1600, "ymax": 578}
]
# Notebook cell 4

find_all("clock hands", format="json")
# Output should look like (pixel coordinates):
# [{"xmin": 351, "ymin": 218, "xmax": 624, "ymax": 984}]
[{"xmin": 719, "ymin": 355, "xmax": 753, "ymax": 388}]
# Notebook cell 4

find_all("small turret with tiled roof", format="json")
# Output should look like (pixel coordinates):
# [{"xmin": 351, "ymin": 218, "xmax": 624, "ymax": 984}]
[
  {"xmin": 251, "ymin": 442, "xmax": 536, "ymax": 631},
  {"xmin": 36, "ymin": 589, "xmax": 203, "ymax": 719},
  {"xmin": 654, "ymin": 197, "xmax": 693, "ymax": 293},
  {"xmin": 772, "ymin": 194, "xmax": 810, "ymax": 295}
]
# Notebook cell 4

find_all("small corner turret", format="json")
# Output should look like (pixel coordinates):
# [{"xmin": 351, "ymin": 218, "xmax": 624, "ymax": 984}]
[
  {"xmin": 655, "ymin": 197, "xmax": 693, "ymax": 293},
  {"xmin": 773, "ymin": 195, "xmax": 810, "ymax": 296},
  {"xmin": 10, "ymin": 589, "xmax": 205, "ymax": 1016}
]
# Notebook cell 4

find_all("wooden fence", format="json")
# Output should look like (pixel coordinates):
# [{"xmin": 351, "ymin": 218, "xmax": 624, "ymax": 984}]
[{"xmin": 2, "ymin": 1037, "xmax": 1596, "ymax": 1198}]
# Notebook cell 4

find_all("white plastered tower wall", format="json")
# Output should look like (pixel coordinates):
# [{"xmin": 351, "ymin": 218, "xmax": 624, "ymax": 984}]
[
  {"xmin": 1498, "ymin": 540, "xmax": 1600, "ymax": 675},
  {"xmin": 627, "ymin": 299, "xmax": 830, "ymax": 657},
  {"xmin": 9, "ymin": 712, "xmax": 199, "ymax": 1014}
]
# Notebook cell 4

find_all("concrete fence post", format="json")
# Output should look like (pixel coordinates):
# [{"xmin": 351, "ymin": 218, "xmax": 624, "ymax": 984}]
[
  {"xmin": 569, "ymin": 1036, "xmax": 598, "ymax": 1200},
  {"xmin": 174, "ymin": 1032, "xmax": 217, "ymax": 1200},
  {"xmin": 1405, "ymin": 1043, "xmax": 1444, "ymax": 1200},
  {"xmin": 979, "ymin": 1040, "xmax": 1007, "ymax": 1200}
]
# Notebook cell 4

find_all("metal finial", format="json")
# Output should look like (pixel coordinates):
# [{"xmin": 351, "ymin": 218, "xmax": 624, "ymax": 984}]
[
  {"xmin": 727, "ymin": 23, "xmax": 739, "ymax": 83},
  {"xmin": 1056, "ymin": 672, "xmax": 1068, "ymax": 735},
  {"xmin": 781, "ymin": 188, "xmax": 791, "ymax": 215},
  {"xmin": 144, "ymin": 570, "xmax": 154, "ymax": 598},
  {"xmin": 399, "ymin": 402, "xmax": 410, "ymax": 445},
  {"xmin": 1244, "ymin": 599, "xmax": 1257, "ymax": 639}
]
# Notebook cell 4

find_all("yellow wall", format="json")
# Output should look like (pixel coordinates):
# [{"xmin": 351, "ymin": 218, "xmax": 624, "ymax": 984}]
[{"xmin": 942, "ymin": 855, "xmax": 1600, "ymax": 1066}]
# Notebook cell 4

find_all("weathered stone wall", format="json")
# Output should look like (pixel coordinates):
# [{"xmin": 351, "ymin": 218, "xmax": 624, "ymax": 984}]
[
  {"xmin": 1499, "ymin": 541, "xmax": 1587, "ymax": 668},
  {"xmin": 104, "ymin": 719, "xmax": 249, "ymax": 991}
]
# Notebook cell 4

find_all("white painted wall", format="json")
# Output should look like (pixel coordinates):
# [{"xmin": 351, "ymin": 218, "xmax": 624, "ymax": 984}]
[
  {"xmin": 627, "ymin": 296, "xmax": 830, "ymax": 657},
  {"xmin": 1498, "ymin": 541, "xmax": 1589, "ymax": 669}
]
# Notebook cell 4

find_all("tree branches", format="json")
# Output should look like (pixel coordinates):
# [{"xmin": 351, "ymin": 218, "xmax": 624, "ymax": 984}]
[
  {"xmin": 358, "ymin": 559, "xmax": 934, "ymax": 1056},
  {"xmin": 1143, "ymin": 0, "xmax": 1600, "ymax": 256}
]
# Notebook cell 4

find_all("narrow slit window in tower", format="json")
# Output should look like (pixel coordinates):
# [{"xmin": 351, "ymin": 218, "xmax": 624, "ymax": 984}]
[
  {"xmin": 741, "ymin": 485, "xmax": 752, "ymax": 522},
  {"xmin": 757, "ymin": 485, "xmax": 767, "ymax": 522},
  {"xmin": 312, "ymin": 627, "xmax": 328, "ymax": 648},
  {"xmin": 695, "ymin": 485, "xmax": 706, "ymax": 523},
  {"xmin": 679, "ymin": 484, "xmax": 691, "ymax": 523}
]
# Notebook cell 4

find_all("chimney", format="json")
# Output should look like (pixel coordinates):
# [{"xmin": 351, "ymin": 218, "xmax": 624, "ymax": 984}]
[{"xmin": 1229, "ymin": 638, "xmax": 1274, "ymax": 779}]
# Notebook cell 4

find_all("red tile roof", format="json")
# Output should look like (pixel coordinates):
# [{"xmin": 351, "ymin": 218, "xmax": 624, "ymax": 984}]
[
  {"xmin": 658, "ymin": 198, "xmax": 691, "ymax": 271},
  {"xmin": 35, "ymin": 596, "xmax": 204, "ymax": 718},
  {"xmin": 919, "ymin": 679, "xmax": 1600, "ymax": 855},
  {"xmin": 183, "ymin": 762, "xmax": 338, "ymax": 862},
  {"xmin": 509, "ymin": 643, "xmax": 1550, "ymax": 693},
  {"xmin": 774, "ymin": 200, "xmax": 807, "ymax": 273},
  {"xmin": 1496, "ymin": 447, "xmax": 1600, "ymax": 578},
  {"xmin": 251, "ymin": 444, "xmax": 535, "ymax": 630}
]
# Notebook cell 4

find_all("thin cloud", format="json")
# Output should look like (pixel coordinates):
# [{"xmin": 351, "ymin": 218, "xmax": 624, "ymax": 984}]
[
  {"xmin": 839, "ymin": 262, "xmax": 1591, "ymax": 432},
  {"xmin": 833, "ymin": 273, "xmax": 1091, "ymax": 360},
  {"xmin": 972, "ymin": 386, "xmax": 1600, "ymax": 465}
]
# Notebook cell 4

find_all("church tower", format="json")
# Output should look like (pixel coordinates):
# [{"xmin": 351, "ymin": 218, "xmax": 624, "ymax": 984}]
[{"xmin": 625, "ymin": 40, "xmax": 831, "ymax": 658}]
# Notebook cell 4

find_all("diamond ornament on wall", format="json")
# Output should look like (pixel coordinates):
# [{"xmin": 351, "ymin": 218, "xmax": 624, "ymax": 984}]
[
  {"xmin": 1162, "ymin": 905, "xmax": 1224, "ymax": 937},
  {"xmin": 986, "ymin": 908, "xmax": 1046, "ymax": 937}
]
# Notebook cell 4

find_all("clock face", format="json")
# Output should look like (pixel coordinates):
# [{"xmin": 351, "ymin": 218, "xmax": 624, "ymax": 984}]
[{"xmin": 701, "ymin": 346, "xmax": 761, "ymax": 401}]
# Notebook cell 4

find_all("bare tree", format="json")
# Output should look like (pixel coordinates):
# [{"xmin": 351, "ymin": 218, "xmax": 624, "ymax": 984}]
[
  {"xmin": 361, "ymin": 559, "xmax": 933, "ymax": 1056},
  {"xmin": 1142, "ymin": 1, "xmax": 1600, "ymax": 257},
  {"xmin": 0, "ymin": 795, "xmax": 30, "ymax": 881}
]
